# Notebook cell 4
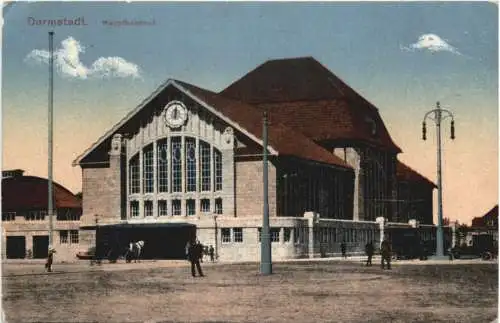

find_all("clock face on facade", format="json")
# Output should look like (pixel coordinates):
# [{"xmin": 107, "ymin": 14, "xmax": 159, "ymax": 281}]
[{"xmin": 164, "ymin": 101, "xmax": 188, "ymax": 128}]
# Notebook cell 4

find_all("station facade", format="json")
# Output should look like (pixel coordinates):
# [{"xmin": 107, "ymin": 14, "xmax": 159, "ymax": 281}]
[{"xmin": 74, "ymin": 57, "xmax": 443, "ymax": 261}]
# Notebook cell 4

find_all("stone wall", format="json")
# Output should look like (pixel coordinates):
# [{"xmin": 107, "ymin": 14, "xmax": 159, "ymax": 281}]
[
  {"xmin": 234, "ymin": 159, "xmax": 277, "ymax": 218},
  {"xmin": 2, "ymin": 219, "xmax": 82, "ymax": 262}
]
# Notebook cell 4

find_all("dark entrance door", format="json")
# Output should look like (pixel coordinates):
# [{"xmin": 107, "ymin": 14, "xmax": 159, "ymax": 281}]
[
  {"xmin": 33, "ymin": 236, "xmax": 49, "ymax": 259},
  {"xmin": 6, "ymin": 236, "xmax": 26, "ymax": 259},
  {"xmin": 96, "ymin": 224, "xmax": 197, "ymax": 260}
]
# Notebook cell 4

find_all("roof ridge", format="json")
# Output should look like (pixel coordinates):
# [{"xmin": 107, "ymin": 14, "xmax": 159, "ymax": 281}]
[
  {"xmin": 178, "ymin": 80, "xmax": 352, "ymax": 169},
  {"xmin": 5, "ymin": 175, "xmax": 79, "ymax": 196},
  {"xmin": 397, "ymin": 160, "xmax": 436, "ymax": 187}
]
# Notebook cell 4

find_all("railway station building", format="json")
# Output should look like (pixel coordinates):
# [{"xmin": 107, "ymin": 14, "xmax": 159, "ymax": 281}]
[{"xmin": 73, "ymin": 57, "xmax": 443, "ymax": 261}]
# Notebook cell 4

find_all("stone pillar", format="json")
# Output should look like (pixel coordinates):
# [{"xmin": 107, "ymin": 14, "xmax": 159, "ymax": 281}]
[
  {"xmin": 222, "ymin": 127, "xmax": 235, "ymax": 217},
  {"xmin": 376, "ymin": 216, "xmax": 386, "ymax": 248},
  {"xmin": 305, "ymin": 212, "xmax": 318, "ymax": 258},
  {"xmin": 390, "ymin": 154, "xmax": 398, "ymax": 222},
  {"xmin": 338, "ymin": 148, "xmax": 364, "ymax": 221},
  {"xmin": 107, "ymin": 133, "xmax": 123, "ymax": 222},
  {"xmin": 451, "ymin": 221, "xmax": 458, "ymax": 248}
]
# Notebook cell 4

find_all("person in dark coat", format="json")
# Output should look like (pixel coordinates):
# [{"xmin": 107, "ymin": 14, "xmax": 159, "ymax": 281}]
[
  {"xmin": 45, "ymin": 246, "xmax": 56, "ymax": 272},
  {"xmin": 365, "ymin": 241, "xmax": 374, "ymax": 266},
  {"xmin": 209, "ymin": 245, "xmax": 215, "ymax": 262},
  {"xmin": 341, "ymin": 242, "xmax": 347, "ymax": 259},
  {"xmin": 380, "ymin": 238, "xmax": 392, "ymax": 270},
  {"xmin": 187, "ymin": 239, "xmax": 204, "ymax": 277}
]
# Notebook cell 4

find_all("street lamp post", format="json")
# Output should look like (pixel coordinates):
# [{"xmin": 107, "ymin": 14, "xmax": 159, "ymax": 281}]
[
  {"xmin": 214, "ymin": 215, "xmax": 219, "ymax": 261},
  {"xmin": 260, "ymin": 111, "xmax": 272, "ymax": 275},
  {"xmin": 48, "ymin": 31, "xmax": 55, "ymax": 251},
  {"xmin": 422, "ymin": 101, "xmax": 455, "ymax": 257}
]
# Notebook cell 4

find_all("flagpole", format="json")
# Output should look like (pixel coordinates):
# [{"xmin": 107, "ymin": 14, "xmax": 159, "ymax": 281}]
[{"xmin": 48, "ymin": 31, "xmax": 54, "ymax": 250}]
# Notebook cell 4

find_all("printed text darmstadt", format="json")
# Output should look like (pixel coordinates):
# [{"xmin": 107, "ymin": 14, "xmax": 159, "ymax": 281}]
[{"xmin": 28, "ymin": 17, "xmax": 87, "ymax": 26}]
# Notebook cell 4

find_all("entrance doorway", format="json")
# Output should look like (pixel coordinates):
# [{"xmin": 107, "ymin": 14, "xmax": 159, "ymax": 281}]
[
  {"xmin": 6, "ymin": 236, "xmax": 26, "ymax": 259},
  {"xmin": 33, "ymin": 236, "xmax": 49, "ymax": 259},
  {"xmin": 95, "ymin": 224, "xmax": 197, "ymax": 260}
]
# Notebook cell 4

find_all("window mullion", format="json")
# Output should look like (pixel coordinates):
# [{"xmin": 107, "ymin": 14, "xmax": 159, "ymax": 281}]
[
  {"xmin": 167, "ymin": 137, "xmax": 171, "ymax": 194},
  {"xmin": 210, "ymin": 145, "xmax": 214, "ymax": 198},
  {"xmin": 195, "ymin": 137, "xmax": 200, "ymax": 214},
  {"xmin": 181, "ymin": 136, "xmax": 186, "ymax": 216}
]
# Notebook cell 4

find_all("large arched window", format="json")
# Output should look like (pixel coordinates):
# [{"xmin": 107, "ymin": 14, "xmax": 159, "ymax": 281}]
[{"xmin": 128, "ymin": 135, "xmax": 224, "ymax": 217}]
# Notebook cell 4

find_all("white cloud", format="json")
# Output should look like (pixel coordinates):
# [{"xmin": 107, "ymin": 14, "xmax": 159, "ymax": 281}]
[
  {"xmin": 401, "ymin": 33, "xmax": 462, "ymax": 55},
  {"xmin": 25, "ymin": 37, "xmax": 142, "ymax": 79}
]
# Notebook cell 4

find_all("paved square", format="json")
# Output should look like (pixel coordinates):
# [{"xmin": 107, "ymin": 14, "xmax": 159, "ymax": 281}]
[{"xmin": 2, "ymin": 259, "xmax": 498, "ymax": 322}]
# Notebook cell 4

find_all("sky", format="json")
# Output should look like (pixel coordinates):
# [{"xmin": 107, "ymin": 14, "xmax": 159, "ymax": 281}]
[{"xmin": 2, "ymin": 1, "xmax": 498, "ymax": 225}]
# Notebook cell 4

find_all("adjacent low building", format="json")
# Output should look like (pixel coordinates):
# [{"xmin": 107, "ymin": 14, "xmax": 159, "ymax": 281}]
[{"xmin": 1, "ymin": 169, "xmax": 82, "ymax": 260}]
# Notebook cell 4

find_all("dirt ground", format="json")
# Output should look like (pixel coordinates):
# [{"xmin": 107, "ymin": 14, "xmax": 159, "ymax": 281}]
[{"xmin": 2, "ymin": 259, "xmax": 498, "ymax": 323}]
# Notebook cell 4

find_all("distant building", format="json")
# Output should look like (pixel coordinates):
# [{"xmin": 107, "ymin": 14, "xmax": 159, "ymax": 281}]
[
  {"xmin": 472, "ymin": 205, "xmax": 498, "ymax": 229},
  {"xmin": 1, "ymin": 170, "xmax": 82, "ymax": 260},
  {"xmin": 465, "ymin": 205, "xmax": 499, "ymax": 247},
  {"xmin": 72, "ymin": 57, "xmax": 439, "ymax": 261}
]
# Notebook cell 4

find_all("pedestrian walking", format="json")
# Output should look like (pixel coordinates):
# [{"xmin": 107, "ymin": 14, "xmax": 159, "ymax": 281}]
[
  {"xmin": 45, "ymin": 246, "xmax": 56, "ymax": 272},
  {"xmin": 380, "ymin": 238, "xmax": 392, "ymax": 270},
  {"xmin": 187, "ymin": 238, "xmax": 204, "ymax": 277},
  {"xmin": 448, "ymin": 246, "xmax": 454, "ymax": 261},
  {"xmin": 341, "ymin": 241, "xmax": 347, "ymax": 259},
  {"xmin": 365, "ymin": 241, "xmax": 374, "ymax": 266},
  {"xmin": 209, "ymin": 245, "xmax": 215, "ymax": 262}
]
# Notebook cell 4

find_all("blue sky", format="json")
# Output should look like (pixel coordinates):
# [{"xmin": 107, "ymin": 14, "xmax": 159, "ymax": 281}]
[{"xmin": 2, "ymin": 2, "xmax": 498, "ymax": 224}]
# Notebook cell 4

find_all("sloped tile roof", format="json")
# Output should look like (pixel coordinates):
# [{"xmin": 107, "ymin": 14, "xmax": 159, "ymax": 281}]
[
  {"xmin": 2, "ymin": 176, "xmax": 82, "ymax": 210},
  {"xmin": 221, "ymin": 56, "xmax": 401, "ymax": 152},
  {"xmin": 176, "ymin": 80, "xmax": 352, "ymax": 170},
  {"xmin": 396, "ymin": 161, "xmax": 437, "ymax": 188}
]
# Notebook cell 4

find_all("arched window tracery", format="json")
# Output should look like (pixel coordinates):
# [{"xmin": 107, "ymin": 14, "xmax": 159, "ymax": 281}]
[{"xmin": 128, "ymin": 135, "xmax": 223, "ymax": 218}]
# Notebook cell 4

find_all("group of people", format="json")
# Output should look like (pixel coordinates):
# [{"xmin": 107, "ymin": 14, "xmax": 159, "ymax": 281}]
[
  {"xmin": 364, "ymin": 238, "xmax": 392, "ymax": 269},
  {"xmin": 340, "ymin": 239, "xmax": 392, "ymax": 270}
]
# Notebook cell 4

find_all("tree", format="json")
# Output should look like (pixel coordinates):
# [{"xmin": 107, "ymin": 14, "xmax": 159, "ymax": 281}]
[
  {"xmin": 75, "ymin": 192, "xmax": 82, "ymax": 200},
  {"xmin": 442, "ymin": 217, "xmax": 450, "ymax": 226}
]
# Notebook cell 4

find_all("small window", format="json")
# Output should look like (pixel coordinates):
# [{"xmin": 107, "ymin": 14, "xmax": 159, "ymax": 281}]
[
  {"xmin": 25, "ymin": 211, "xmax": 41, "ymax": 221},
  {"xmin": 130, "ymin": 201, "xmax": 139, "ymax": 218},
  {"xmin": 70, "ymin": 230, "xmax": 79, "ymax": 244},
  {"xmin": 158, "ymin": 200, "xmax": 168, "ymax": 216},
  {"xmin": 233, "ymin": 228, "xmax": 243, "ymax": 243},
  {"xmin": 2, "ymin": 212, "xmax": 15, "ymax": 221},
  {"xmin": 172, "ymin": 200, "xmax": 181, "ymax": 216},
  {"xmin": 222, "ymin": 228, "xmax": 231, "ymax": 243},
  {"xmin": 215, "ymin": 198, "xmax": 223, "ymax": 214},
  {"xmin": 201, "ymin": 199, "xmax": 210, "ymax": 213},
  {"xmin": 284, "ymin": 228, "xmax": 291, "ymax": 242},
  {"xmin": 144, "ymin": 201, "xmax": 153, "ymax": 217},
  {"xmin": 270, "ymin": 228, "xmax": 280, "ymax": 242},
  {"xmin": 186, "ymin": 199, "xmax": 195, "ymax": 216},
  {"xmin": 59, "ymin": 230, "xmax": 68, "ymax": 244},
  {"xmin": 258, "ymin": 228, "xmax": 280, "ymax": 242}
]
